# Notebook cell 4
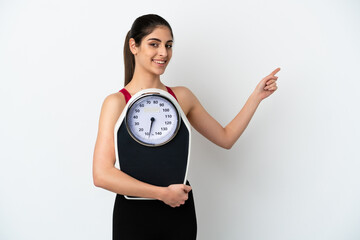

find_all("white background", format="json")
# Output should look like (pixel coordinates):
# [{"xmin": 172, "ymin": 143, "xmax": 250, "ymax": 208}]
[{"xmin": 1, "ymin": 0, "xmax": 360, "ymax": 239}]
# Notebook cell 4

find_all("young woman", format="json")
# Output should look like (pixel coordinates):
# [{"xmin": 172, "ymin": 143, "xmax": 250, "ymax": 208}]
[{"xmin": 93, "ymin": 14, "xmax": 280, "ymax": 240}]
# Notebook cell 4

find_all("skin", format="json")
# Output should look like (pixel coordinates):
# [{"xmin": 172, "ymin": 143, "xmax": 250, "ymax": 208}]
[{"xmin": 92, "ymin": 26, "xmax": 280, "ymax": 208}]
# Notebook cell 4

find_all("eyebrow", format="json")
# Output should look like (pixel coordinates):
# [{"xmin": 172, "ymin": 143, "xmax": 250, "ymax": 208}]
[{"xmin": 147, "ymin": 38, "xmax": 173, "ymax": 43}]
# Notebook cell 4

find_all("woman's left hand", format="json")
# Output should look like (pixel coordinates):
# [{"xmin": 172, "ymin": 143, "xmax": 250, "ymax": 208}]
[{"xmin": 253, "ymin": 67, "xmax": 280, "ymax": 101}]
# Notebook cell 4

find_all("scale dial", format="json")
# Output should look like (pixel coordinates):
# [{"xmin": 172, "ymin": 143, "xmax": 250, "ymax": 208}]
[{"xmin": 126, "ymin": 93, "xmax": 181, "ymax": 147}]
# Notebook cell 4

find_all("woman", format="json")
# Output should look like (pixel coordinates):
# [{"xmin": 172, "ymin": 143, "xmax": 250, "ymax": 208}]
[{"xmin": 93, "ymin": 14, "xmax": 280, "ymax": 240}]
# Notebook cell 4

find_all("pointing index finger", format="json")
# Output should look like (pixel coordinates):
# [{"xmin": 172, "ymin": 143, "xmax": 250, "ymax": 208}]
[{"xmin": 270, "ymin": 67, "xmax": 281, "ymax": 76}]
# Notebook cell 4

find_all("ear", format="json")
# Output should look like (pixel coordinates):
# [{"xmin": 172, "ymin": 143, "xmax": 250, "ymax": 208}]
[{"xmin": 129, "ymin": 38, "xmax": 138, "ymax": 55}]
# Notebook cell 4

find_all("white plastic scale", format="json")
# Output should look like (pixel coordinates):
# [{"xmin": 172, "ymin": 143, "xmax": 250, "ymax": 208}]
[{"xmin": 114, "ymin": 88, "xmax": 191, "ymax": 200}]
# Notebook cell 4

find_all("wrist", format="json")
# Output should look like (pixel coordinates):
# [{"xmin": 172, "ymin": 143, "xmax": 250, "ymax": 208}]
[
  {"xmin": 250, "ymin": 92, "xmax": 262, "ymax": 105},
  {"xmin": 154, "ymin": 186, "xmax": 167, "ymax": 201}
]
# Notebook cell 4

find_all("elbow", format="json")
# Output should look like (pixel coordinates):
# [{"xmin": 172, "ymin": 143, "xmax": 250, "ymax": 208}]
[
  {"xmin": 221, "ymin": 129, "xmax": 235, "ymax": 150},
  {"xmin": 93, "ymin": 175, "xmax": 102, "ymax": 188},
  {"xmin": 222, "ymin": 142, "xmax": 233, "ymax": 150},
  {"xmin": 223, "ymin": 144, "xmax": 232, "ymax": 150},
  {"xmin": 93, "ymin": 170, "xmax": 106, "ymax": 188},
  {"xmin": 215, "ymin": 140, "xmax": 233, "ymax": 150}
]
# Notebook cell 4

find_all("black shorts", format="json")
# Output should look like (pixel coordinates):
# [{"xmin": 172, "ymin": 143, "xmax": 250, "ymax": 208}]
[{"xmin": 113, "ymin": 181, "xmax": 197, "ymax": 240}]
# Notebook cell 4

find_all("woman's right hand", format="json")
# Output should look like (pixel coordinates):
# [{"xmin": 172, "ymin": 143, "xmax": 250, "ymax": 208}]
[{"xmin": 159, "ymin": 184, "xmax": 192, "ymax": 208}]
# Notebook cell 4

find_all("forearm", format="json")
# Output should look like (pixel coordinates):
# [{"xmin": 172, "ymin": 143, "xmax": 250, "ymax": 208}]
[
  {"xmin": 93, "ymin": 166, "xmax": 165, "ymax": 200},
  {"xmin": 224, "ymin": 92, "xmax": 261, "ymax": 149}
]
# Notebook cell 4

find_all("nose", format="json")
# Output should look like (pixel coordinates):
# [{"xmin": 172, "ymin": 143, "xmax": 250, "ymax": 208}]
[{"xmin": 158, "ymin": 44, "xmax": 168, "ymax": 57}]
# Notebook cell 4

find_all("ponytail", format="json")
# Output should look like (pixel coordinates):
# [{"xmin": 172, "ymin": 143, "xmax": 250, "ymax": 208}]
[{"xmin": 123, "ymin": 30, "xmax": 135, "ymax": 86}]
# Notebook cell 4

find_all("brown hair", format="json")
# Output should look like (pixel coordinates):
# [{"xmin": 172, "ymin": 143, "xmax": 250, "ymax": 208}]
[{"xmin": 123, "ymin": 14, "xmax": 174, "ymax": 86}]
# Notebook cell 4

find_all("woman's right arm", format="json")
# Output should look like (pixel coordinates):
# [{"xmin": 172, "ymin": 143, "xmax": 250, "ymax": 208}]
[{"xmin": 92, "ymin": 93, "xmax": 191, "ymax": 207}]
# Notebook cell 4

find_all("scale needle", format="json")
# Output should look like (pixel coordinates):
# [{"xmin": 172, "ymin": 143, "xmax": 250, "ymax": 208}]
[{"xmin": 148, "ymin": 117, "xmax": 155, "ymax": 138}]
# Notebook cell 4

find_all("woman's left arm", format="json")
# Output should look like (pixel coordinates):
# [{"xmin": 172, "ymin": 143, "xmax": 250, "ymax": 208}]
[{"xmin": 178, "ymin": 68, "xmax": 280, "ymax": 149}]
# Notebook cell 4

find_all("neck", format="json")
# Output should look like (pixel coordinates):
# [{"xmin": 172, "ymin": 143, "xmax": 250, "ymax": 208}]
[{"xmin": 127, "ymin": 68, "xmax": 166, "ymax": 93}]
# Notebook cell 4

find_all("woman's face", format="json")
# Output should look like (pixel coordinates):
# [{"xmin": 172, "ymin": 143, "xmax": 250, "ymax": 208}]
[{"xmin": 131, "ymin": 26, "xmax": 173, "ymax": 76}]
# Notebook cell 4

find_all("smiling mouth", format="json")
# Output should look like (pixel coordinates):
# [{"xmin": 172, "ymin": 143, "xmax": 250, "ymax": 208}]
[{"xmin": 152, "ymin": 59, "xmax": 167, "ymax": 64}]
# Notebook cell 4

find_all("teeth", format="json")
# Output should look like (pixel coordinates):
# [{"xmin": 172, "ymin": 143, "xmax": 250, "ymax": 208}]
[{"xmin": 153, "ymin": 60, "xmax": 165, "ymax": 64}]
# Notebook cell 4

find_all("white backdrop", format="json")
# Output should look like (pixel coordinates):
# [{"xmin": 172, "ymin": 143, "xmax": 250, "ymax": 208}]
[{"xmin": 1, "ymin": 0, "xmax": 360, "ymax": 239}]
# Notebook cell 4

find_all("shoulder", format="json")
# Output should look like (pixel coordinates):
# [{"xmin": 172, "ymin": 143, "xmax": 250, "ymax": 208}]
[
  {"xmin": 170, "ymin": 86, "xmax": 196, "ymax": 100},
  {"xmin": 100, "ymin": 92, "xmax": 127, "ymax": 121},
  {"xmin": 169, "ymin": 86, "xmax": 198, "ymax": 115},
  {"xmin": 103, "ymin": 92, "xmax": 125, "ymax": 108}
]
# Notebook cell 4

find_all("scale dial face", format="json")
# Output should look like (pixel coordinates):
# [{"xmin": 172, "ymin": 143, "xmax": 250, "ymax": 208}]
[{"xmin": 126, "ymin": 93, "xmax": 181, "ymax": 147}]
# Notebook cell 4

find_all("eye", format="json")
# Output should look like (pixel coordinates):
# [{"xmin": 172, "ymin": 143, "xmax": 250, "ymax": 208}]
[
  {"xmin": 150, "ymin": 43, "xmax": 159, "ymax": 47},
  {"xmin": 166, "ymin": 44, "xmax": 173, "ymax": 48}
]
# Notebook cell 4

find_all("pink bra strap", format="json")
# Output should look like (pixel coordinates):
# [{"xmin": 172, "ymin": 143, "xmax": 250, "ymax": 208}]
[
  {"xmin": 166, "ymin": 86, "xmax": 178, "ymax": 101},
  {"xmin": 119, "ymin": 88, "xmax": 132, "ymax": 103},
  {"xmin": 119, "ymin": 86, "xmax": 178, "ymax": 103}
]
